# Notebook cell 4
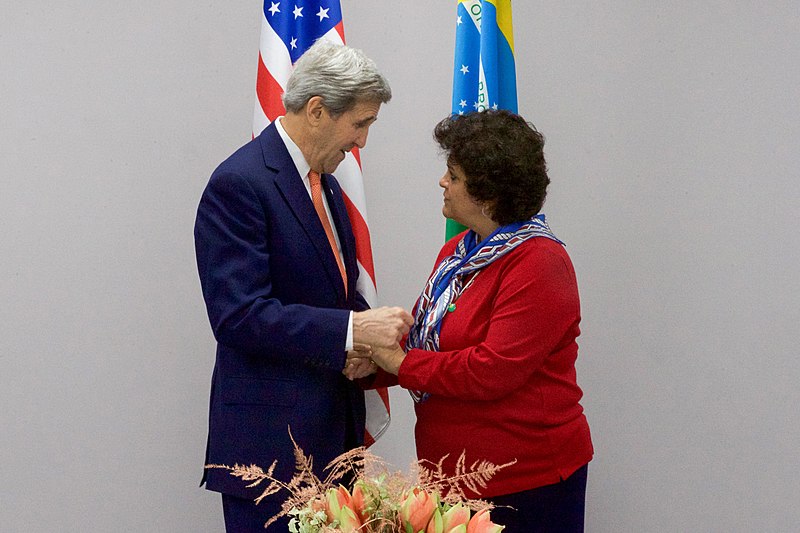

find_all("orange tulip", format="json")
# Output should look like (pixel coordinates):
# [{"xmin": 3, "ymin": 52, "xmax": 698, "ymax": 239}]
[
  {"xmin": 351, "ymin": 481, "xmax": 370, "ymax": 524},
  {"xmin": 325, "ymin": 485, "xmax": 351, "ymax": 522},
  {"xmin": 426, "ymin": 508, "xmax": 443, "ymax": 533},
  {"xmin": 336, "ymin": 504, "xmax": 363, "ymax": 533},
  {"xmin": 400, "ymin": 487, "xmax": 439, "ymax": 533},
  {"xmin": 325, "ymin": 485, "xmax": 363, "ymax": 532},
  {"xmin": 466, "ymin": 509, "xmax": 504, "ymax": 533},
  {"xmin": 442, "ymin": 503, "xmax": 471, "ymax": 532},
  {"xmin": 427, "ymin": 503, "xmax": 471, "ymax": 533}
]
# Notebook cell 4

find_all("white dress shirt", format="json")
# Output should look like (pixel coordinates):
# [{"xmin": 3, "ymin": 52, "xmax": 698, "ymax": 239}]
[{"xmin": 274, "ymin": 117, "xmax": 355, "ymax": 351}]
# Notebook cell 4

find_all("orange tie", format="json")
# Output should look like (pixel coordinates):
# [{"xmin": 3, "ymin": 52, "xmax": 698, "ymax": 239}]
[{"xmin": 308, "ymin": 170, "xmax": 347, "ymax": 293}]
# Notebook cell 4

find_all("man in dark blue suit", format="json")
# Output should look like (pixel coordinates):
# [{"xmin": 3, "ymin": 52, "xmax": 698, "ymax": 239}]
[{"xmin": 194, "ymin": 41, "xmax": 412, "ymax": 531}]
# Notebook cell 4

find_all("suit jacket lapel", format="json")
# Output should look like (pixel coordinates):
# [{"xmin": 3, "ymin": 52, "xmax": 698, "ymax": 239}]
[{"xmin": 259, "ymin": 125, "xmax": 347, "ymax": 300}]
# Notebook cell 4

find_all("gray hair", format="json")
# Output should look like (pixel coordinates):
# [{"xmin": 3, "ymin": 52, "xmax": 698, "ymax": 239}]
[{"xmin": 282, "ymin": 41, "xmax": 392, "ymax": 116}]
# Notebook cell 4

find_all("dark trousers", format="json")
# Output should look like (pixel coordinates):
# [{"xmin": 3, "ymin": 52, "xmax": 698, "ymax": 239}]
[
  {"xmin": 222, "ymin": 493, "xmax": 288, "ymax": 532},
  {"xmin": 220, "ymin": 390, "xmax": 362, "ymax": 531},
  {"xmin": 485, "ymin": 464, "xmax": 588, "ymax": 533},
  {"xmin": 221, "ymin": 408, "xmax": 361, "ymax": 531}
]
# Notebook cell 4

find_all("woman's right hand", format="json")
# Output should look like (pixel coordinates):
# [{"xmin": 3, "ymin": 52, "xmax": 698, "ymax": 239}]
[{"xmin": 371, "ymin": 342, "xmax": 406, "ymax": 376}]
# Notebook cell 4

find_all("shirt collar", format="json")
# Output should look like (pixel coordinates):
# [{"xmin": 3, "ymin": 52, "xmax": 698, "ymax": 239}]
[{"xmin": 274, "ymin": 116, "xmax": 311, "ymax": 180}]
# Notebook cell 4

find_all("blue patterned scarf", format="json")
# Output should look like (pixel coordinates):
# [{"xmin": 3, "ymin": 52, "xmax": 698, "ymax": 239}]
[{"xmin": 406, "ymin": 214, "xmax": 564, "ymax": 403}]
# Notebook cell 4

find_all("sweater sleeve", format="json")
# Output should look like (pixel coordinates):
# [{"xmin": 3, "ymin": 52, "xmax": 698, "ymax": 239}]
[{"xmin": 397, "ymin": 241, "xmax": 580, "ymax": 401}]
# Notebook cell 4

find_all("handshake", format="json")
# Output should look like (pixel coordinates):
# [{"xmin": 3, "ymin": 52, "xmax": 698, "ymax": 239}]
[{"xmin": 344, "ymin": 306, "xmax": 414, "ymax": 380}]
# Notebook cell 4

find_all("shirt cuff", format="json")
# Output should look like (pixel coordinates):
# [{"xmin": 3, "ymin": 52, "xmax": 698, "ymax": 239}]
[{"xmin": 345, "ymin": 311, "xmax": 354, "ymax": 351}]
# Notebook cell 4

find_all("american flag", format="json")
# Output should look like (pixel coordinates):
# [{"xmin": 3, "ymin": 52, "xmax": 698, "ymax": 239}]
[{"xmin": 253, "ymin": 0, "xmax": 390, "ymax": 445}]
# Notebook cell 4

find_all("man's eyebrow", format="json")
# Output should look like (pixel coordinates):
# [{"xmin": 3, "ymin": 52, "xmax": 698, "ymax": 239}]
[{"xmin": 355, "ymin": 116, "xmax": 377, "ymax": 127}]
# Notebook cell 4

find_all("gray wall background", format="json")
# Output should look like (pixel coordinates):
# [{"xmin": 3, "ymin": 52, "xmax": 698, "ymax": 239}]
[{"xmin": 2, "ymin": 2, "xmax": 799, "ymax": 531}]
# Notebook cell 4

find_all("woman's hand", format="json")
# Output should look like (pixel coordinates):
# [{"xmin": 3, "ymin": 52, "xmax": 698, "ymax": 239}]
[{"xmin": 371, "ymin": 343, "xmax": 405, "ymax": 376}]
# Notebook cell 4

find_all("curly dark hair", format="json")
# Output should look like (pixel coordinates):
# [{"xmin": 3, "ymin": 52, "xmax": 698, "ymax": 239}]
[{"xmin": 433, "ymin": 110, "xmax": 549, "ymax": 226}]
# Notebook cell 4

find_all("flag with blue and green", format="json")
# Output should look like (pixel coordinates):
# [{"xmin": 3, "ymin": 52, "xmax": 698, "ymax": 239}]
[{"xmin": 447, "ymin": 0, "xmax": 517, "ymax": 239}]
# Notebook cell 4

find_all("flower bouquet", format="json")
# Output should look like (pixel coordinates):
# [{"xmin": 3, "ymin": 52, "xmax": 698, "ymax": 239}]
[{"xmin": 207, "ymin": 432, "xmax": 513, "ymax": 532}]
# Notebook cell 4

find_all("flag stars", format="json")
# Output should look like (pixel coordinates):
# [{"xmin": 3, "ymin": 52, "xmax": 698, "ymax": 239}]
[
  {"xmin": 457, "ymin": 15, "xmax": 463, "ymax": 25},
  {"xmin": 317, "ymin": 6, "xmax": 330, "ymax": 21},
  {"xmin": 492, "ymin": 103, "xmax": 498, "ymax": 110},
  {"xmin": 290, "ymin": 37, "xmax": 298, "ymax": 49},
  {"xmin": 268, "ymin": 2, "xmax": 280, "ymax": 16},
  {"xmin": 459, "ymin": 99, "xmax": 467, "ymax": 108},
  {"xmin": 293, "ymin": 5, "xmax": 303, "ymax": 18},
  {"xmin": 460, "ymin": 64, "xmax": 469, "ymax": 75},
  {"xmin": 473, "ymin": 101, "xmax": 480, "ymax": 110}
]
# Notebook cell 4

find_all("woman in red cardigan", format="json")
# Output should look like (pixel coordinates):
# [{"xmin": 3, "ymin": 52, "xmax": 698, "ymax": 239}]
[{"xmin": 370, "ymin": 110, "xmax": 593, "ymax": 532}]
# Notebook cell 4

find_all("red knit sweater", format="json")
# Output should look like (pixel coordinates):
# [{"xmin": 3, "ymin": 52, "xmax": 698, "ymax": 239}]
[{"xmin": 397, "ymin": 234, "xmax": 593, "ymax": 498}]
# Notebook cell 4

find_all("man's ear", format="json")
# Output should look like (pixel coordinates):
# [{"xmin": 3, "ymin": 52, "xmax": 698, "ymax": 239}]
[{"xmin": 305, "ymin": 96, "xmax": 325, "ymax": 125}]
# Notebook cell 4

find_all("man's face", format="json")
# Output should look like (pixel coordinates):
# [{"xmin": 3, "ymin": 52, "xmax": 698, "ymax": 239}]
[{"xmin": 309, "ymin": 99, "xmax": 381, "ymax": 174}]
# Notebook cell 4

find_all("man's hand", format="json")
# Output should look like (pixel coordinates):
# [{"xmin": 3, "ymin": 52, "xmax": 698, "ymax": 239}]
[
  {"xmin": 352, "ymin": 307, "xmax": 413, "ymax": 349},
  {"xmin": 343, "ymin": 357, "xmax": 377, "ymax": 380},
  {"xmin": 343, "ymin": 343, "xmax": 376, "ymax": 380}
]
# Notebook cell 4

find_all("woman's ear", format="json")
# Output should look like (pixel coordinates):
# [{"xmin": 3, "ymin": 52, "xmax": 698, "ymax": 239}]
[{"xmin": 480, "ymin": 200, "xmax": 496, "ymax": 220}]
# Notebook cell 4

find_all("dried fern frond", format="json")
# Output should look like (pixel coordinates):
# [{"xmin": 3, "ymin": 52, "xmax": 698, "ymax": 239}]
[
  {"xmin": 204, "ymin": 462, "xmax": 285, "ymax": 504},
  {"xmin": 322, "ymin": 445, "xmax": 369, "ymax": 485},
  {"xmin": 204, "ymin": 462, "xmax": 274, "ymax": 487},
  {"xmin": 290, "ymin": 431, "xmax": 315, "ymax": 475},
  {"xmin": 208, "ymin": 431, "xmax": 516, "ymax": 531},
  {"xmin": 414, "ymin": 450, "xmax": 516, "ymax": 510}
]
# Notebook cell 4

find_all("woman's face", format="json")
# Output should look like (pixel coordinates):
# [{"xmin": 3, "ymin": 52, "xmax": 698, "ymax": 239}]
[{"xmin": 439, "ymin": 162, "xmax": 485, "ymax": 230}]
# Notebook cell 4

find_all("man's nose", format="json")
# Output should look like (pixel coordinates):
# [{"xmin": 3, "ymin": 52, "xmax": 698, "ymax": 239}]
[{"xmin": 354, "ymin": 130, "xmax": 368, "ymax": 149}]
